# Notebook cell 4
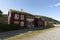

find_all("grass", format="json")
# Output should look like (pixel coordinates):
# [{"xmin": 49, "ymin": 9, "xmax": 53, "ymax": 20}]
[{"xmin": 4, "ymin": 26, "xmax": 60, "ymax": 40}]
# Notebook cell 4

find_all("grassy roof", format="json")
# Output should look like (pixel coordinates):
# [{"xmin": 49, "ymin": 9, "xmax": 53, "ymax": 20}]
[{"xmin": 9, "ymin": 9, "xmax": 34, "ymax": 16}]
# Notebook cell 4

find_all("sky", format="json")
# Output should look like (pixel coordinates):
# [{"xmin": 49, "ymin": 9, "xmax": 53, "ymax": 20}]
[{"xmin": 0, "ymin": 0, "xmax": 60, "ymax": 21}]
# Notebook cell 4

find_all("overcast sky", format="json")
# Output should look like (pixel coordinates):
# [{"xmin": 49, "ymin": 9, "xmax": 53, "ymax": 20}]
[{"xmin": 0, "ymin": 0, "xmax": 60, "ymax": 21}]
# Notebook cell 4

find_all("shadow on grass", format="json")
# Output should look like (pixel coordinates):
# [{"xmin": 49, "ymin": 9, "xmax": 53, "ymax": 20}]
[{"xmin": 0, "ymin": 24, "xmax": 54, "ymax": 39}]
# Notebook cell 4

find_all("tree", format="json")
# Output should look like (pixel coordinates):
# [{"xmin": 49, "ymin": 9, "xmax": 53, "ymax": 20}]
[{"xmin": 0, "ymin": 10, "xmax": 3, "ymax": 16}]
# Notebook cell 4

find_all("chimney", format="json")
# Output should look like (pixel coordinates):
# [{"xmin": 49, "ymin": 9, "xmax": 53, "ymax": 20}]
[{"xmin": 21, "ymin": 9, "xmax": 23, "ymax": 12}]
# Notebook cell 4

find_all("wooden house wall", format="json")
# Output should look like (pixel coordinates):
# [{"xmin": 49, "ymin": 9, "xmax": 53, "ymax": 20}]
[{"xmin": 8, "ymin": 10, "xmax": 48, "ymax": 28}]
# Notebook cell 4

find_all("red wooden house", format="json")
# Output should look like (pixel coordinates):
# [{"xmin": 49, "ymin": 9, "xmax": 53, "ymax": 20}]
[
  {"xmin": 8, "ymin": 9, "xmax": 35, "ymax": 28},
  {"xmin": 8, "ymin": 9, "xmax": 48, "ymax": 28}
]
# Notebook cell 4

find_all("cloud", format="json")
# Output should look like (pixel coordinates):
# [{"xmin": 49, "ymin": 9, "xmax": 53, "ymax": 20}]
[
  {"xmin": 54, "ymin": 3, "xmax": 60, "ymax": 7},
  {"xmin": 50, "ymin": 3, "xmax": 60, "ymax": 7}
]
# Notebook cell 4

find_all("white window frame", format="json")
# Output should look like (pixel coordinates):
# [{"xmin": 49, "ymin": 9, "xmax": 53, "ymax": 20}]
[
  {"xmin": 15, "ymin": 14, "xmax": 19, "ymax": 19},
  {"xmin": 8, "ymin": 11, "xmax": 11, "ymax": 18},
  {"xmin": 14, "ymin": 21, "xmax": 19, "ymax": 24},
  {"xmin": 20, "ymin": 15, "xmax": 24, "ymax": 20},
  {"xmin": 8, "ymin": 11, "xmax": 11, "ymax": 24},
  {"xmin": 20, "ymin": 21, "xmax": 24, "ymax": 26}
]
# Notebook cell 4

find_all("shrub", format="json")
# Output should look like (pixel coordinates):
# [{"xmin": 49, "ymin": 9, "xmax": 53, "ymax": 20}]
[{"xmin": 0, "ymin": 24, "xmax": 20, "ymax": 32}]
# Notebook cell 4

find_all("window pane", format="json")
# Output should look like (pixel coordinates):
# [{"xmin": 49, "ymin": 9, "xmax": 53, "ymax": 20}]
[
  {"xmin": 20, "ymin": 21, "xmax": 24, "ymax": 26},
  {"xmin": 20, "ymin": 15, "xmax": 24, "ymax": 20},
  {"xmin": 15, "ymin": 14, "xmax": 19, "ymax": 19},
  {"xmin": 14, "ymin": 21, "xmax": 19, "ymax": 24}
]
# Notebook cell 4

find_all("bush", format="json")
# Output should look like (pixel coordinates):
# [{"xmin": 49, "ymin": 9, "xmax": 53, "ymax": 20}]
[{"xmin": 0, "ymin": 24, "xmax": 20, "ymax": 32}]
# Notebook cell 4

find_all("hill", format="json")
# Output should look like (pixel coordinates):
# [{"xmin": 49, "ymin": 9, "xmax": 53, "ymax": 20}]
[
  {"xmin": 34, "ymin": 15, "xmax": 60, "ymax": 24},
  {"xmin": 0, "ymin": 14, "xmax": 8, "ymax": 24}
]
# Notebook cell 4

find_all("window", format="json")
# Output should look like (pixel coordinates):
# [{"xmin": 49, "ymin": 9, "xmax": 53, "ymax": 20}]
[
  {"xmin": 15, "ymin": 14, "xmax": 19, "ymax": 19},
  {"xmin": 20, "ymin": 15, "xmax": 24, "ymax": 20},
  {"xmin": 20, "ymin": 21, "xmax": 24, "ymax": 26},
  {"xmin": 14, "ymin": 21, "xmax": 19, "ymax": 24}
]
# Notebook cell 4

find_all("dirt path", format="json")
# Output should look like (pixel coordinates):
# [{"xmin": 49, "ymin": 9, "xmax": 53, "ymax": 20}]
[
  {"xmin": 22, "ymin": 28, "xmax": 60, "ymax": 40},
  {"xmin": 0, "ymin": 27, "xmax": 49, "ymax": 40}
]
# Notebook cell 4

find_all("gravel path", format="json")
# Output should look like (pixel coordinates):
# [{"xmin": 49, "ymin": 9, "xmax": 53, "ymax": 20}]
[
  {"xmin": 22, "ymin": 28, "xmax": 60, "ymax": 40},
  {"xmin": 0, "ymin": 27, "xmax": 47, "ymax": 40}
]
